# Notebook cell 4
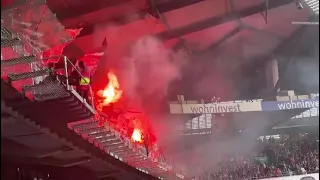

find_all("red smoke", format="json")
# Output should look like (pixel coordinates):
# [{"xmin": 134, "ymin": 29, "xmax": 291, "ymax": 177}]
[
  {"xmin": 42, "ymin": 28, "xmax": 82, "ymax": 64},
  {"xmin": 95, "ymin": 71, "xmax": 157, "ymax": 145},
  {"xmin": 93, "ymin": 36, "xmax": 185, "ymax": 148}
]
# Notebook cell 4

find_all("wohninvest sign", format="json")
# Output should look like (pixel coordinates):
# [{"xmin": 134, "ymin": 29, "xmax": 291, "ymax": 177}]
[
  {"xmin": 261, "ymin": 98, "xmax": 319, "ymax": 111},
  {"xmin": 181, "ymin": 102, "xmax": 262, "ymax": 114}
]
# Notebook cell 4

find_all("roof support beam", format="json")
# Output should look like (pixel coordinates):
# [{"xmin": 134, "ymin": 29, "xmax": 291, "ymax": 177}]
[
  {"xmin": 58, "ymin": 0, "xmax": 205, "ymax": 28},
  {"xmin": 51, "ymin": 0, "xmax": 129, "ymax": 20},
  {"xmin": 198, "ymin": 26, "xmax": 241, "ymax": 54},
  {"xmin": 74, "ymin": 0, "xmax": 292, "ymax": 41},
  {"xmin": 157, "ymin": 0, "xmax": 293, "ymax": 40}
]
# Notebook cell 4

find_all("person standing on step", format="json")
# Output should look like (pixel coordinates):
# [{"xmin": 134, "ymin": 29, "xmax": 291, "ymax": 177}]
[{"xmin": 78, "ymin": 60, "xmax": 91, "ymax": 104}]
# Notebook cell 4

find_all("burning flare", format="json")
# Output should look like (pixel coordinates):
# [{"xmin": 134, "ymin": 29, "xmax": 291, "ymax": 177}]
[
  {"xmin": 132, "ymin": 128, "xmax": 143, "ymax": 142},
  {"xmin": 96, "ymin": 72, "xmax": 123, "ymax": 109}
]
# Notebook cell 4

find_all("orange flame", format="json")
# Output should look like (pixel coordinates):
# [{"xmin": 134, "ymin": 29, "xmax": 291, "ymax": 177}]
[
  {"xmin": 97, "ymin": 72, "xmax": 123, "ymax": 107},
  {"xmin": 132, "ymin": 129, "xmax": 143, "ymax": 142}
]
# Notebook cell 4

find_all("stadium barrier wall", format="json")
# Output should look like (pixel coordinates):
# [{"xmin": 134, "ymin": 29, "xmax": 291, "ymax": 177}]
[
  {"xmin": 169, "ymin": 94, "xmax": 319, "ymax": 114},
  {"xmin": 259, "ymin": 173, "xmax": 319, "ymax": 180}
]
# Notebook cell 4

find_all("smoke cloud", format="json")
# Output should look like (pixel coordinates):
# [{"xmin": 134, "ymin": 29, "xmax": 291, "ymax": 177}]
[
  {"xmin": 91, "ymin": 32, "xmax": 272, "ymax": 177},
  {"xmin": 158, "ymin": 112, "xmax": 276, "ymax": 176},
  {"xmin": 121, "ymin": 36, "xmax": 183, "ymax": 106},
  {"xmin": 92, "ymin": 31, "xmax": 190, "ymax": 141},
  {"xmin": 90, "ymin": 22, "xmax": 296, "ymax": 178},
  {"xmin": 93, "ymin": 33, "xmax": 189, "ymax": 112}
]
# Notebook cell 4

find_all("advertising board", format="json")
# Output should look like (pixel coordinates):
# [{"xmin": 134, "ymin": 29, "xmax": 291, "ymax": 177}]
[
  {"xmin": 261, "ymin": 98, "xmax": 319, "ymax": 111},
  {"xmin": 169, "ymin": 95, "xmax": 319, "ymax": 114},
  {"xmin": 181, "ymin": 101, "xmax": 262, "ymax": 114}
]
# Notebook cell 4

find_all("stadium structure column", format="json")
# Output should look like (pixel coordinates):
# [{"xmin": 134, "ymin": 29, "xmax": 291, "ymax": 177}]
[{"xmin": 265, "ymin": 58, "xmax": 279, "ymax": 90}]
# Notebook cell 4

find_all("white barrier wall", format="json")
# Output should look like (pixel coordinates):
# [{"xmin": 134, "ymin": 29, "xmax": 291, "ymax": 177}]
[
  {"xmin": 259, "ymin": 173, "xmax": 319, "ymax": 180},
  {"xmin": 169, "ymin": 94, "xmax": 319, "ymax": 114}
]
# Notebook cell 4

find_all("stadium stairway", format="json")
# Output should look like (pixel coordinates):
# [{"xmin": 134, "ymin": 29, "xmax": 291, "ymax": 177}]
[
  {"xmin": 2, "ymin": 6, "xmax": 146, "ymax": 179},
  {"xmin": 0, "ymin": 46, "xmax": 182, "ymax": 180},
  {"xmin": 1, "ymin": 22, "xmax": 95, "ymax": 122},
  {"xmin": 1, "ymin": 28, "xmax": 158, "ymax": 179}
]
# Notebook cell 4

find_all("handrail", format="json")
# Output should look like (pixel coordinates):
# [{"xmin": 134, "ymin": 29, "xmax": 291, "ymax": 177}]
[
  {"xmin": 65, "ymin": 57, "xmax": 87, "ymax": 82},
  {"xmin": 61, "ymin": 56, "xmax": 95, "ymax": 112},
  {"xmin": 40, "ymin": 55, "xmax": 64, "ymax": 61},
  {"xmin": 63, "ymin": 56, "xmax": 69, "ymax": 89},
  {"xmin": 36, "ymin": 55, "xmax": 95, "ymax": 111},
  {"xmin": 89, "ymin": 86, "xmax": 96, "ymax": 113}
]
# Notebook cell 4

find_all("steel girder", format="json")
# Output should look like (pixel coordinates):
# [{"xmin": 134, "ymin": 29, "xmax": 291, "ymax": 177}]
[
  {"xmin": 54, "ymin": 0, "xmax": 205, "ymax": 24},
  {"xmin": 157, "ymin": 0, "xmax": 293, "ymax": 40},
  {"xmin": 73, "ymin": 0, "xmax": 293, "ymax": 41}
]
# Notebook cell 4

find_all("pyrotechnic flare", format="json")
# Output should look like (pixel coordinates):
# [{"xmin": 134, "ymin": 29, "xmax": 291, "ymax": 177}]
[
  {"xmin": 96, "ymin": 71, "xmax": 123, "ymax": 111},
  {"xmin": 132, "ymin": 128, "xmax": 143, "ymax": 142}
]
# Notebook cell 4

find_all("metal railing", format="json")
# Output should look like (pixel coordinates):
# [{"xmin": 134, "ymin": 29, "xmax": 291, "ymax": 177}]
[
  {"xmin": 62, "ymin": 56, "xmax": 95, "ymax": 112},
  {"xmin": 1, "ymin": 51, "xmax": 96, "ymax": 113},
  {"xmin": 26, "ymin": 55, "xmax": 96, "ymax": 112}
]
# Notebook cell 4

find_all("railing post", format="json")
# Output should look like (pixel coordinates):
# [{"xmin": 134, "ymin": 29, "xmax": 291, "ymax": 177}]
[
  {"xmin": 64, "ymin": 56, "xmax": 69, "ymax": 90},
  {"xmin": 89, "ymin": 86, "xmax": 95, "ymax": 113}
]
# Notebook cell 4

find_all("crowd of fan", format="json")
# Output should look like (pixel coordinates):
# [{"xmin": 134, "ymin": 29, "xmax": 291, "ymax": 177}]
[{"xmin": 201, "ymin": 134, "xmax": 319, "ymax": 180}]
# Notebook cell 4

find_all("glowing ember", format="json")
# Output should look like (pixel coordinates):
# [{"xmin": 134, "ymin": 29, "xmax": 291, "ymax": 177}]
[
  {"xmin": 132, "ymin": 129, "xmax": 143, "ymax": 142},
  {"xmin": 97, "ymin": 71, "xmax": 123, "ymax": 107}
]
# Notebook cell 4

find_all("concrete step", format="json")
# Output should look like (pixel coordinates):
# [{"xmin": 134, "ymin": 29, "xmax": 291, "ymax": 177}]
[
  {"xmin": 1, "ymin": 26, "xmax": 13, "ymax": 39},
  {"xmin": 8, "ymin": 68, "xmax": 50, "ymax": 82},
  {"xmin": 1, "ymin": 37, "xmax": 21, "ymax": 48},
  {"xmin": 1, "ymin": 55, "xmax": 36, "ymax": 67}
]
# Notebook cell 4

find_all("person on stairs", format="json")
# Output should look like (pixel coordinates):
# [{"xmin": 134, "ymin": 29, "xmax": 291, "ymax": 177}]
[{"xmin": 77, "ymin": 60, "xmax": 91, "ymax": 104}]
